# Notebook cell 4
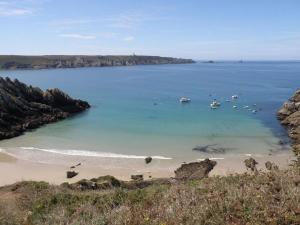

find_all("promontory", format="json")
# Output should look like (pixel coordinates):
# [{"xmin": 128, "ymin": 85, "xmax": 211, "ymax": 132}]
[
  {"xmin": 0, "ymin": 77, "xmax": 90, "ymax": 140},
  {"xmin": 0, "ymin": 55, "xmax": 195, "ymax": 70}
]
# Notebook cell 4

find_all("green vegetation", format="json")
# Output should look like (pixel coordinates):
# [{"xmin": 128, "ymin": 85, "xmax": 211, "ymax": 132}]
[
  {"xmin": 1, "ymin": 165, "xmax": 300, "ymax": 225},
  {"xmin": 0, "ymin": 55, "xmax": 195, "ymax": 70}
]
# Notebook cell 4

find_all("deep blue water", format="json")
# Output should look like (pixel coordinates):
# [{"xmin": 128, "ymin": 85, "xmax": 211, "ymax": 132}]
[{"xmin": 0, "ymin": 62, "xmax": 300, "ymax": 161}]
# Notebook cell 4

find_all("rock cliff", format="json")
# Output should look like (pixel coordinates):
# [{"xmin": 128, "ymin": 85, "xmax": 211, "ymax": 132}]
[
  {"xmin": 0, "ymin": 77, "xmax": 90, "ymax": 140},
  {"xmin": 277, "ymin": 90, "xmax": 300, "ymax": 155},
  {"xmin": 0, "ymin": 55, "xmax": 195, "ymax": 70}
]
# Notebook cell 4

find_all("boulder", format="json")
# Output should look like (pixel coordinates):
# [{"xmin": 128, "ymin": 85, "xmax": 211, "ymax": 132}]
[
  {"xmin": 145, "ymin": 157, "xmax": 152, "ymax": 164},
  {"xmin": 265, "ymin": 161, "xmax": 279, "ymax": 171},
  {"xmin": 174, "ymin": 159, "xmax": 217, "ymax": 180},
  {"xmin": 131, "ymin": 174, "xmax": 144, "ymax": 181},
  {"xmin": 244, "ymin": 158, "xmax": 258, "ymax": 172},
  {"xmin": 66, "ymin": 171, "xmax": 78, "ymax": 179}
]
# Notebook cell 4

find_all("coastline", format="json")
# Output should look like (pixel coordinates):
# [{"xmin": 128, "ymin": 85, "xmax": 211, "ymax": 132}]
[{"xmin": 0, "ymin": 149, "xmax": 295, "ymax": 186}]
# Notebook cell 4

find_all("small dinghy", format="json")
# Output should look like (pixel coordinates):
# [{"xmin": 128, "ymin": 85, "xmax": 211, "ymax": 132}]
[
  {"xmin": 210, "ymin": 99, "xmax": 221, "ymax": 109},
  {"xmin": 180, "ymin": 97, "xmax": 191, "ymax": 103},
  {"xmin": 232, "ymin": 95, "xmax": 239, "ymax": 100}
]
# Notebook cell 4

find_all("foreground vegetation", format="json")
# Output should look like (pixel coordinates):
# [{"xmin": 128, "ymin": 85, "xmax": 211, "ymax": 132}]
[{"xmin": 1, "ymin": 163, "xmax": 300, "ymax": 225}]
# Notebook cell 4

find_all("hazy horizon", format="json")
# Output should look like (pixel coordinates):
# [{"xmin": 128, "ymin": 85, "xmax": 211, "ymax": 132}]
[{"xmin": 1, "ymin": 0, "xmax": 300, "ymax": 60}]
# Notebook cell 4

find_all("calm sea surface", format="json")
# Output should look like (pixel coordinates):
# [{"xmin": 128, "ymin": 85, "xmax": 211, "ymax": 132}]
[{"xmin": 1, "ymin": 62, "xmax": 300, "ymax": 163}]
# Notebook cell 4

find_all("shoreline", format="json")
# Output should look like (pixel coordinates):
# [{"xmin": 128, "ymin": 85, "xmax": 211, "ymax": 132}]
[{"xmin": 0, "ymin": 149, "xmax": 295, "ymax": 186}]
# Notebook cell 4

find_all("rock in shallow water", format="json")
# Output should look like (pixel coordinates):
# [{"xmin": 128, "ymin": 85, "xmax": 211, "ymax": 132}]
[{"xmin": 0, "ymin": 77, "xmax": 90, "ymax": 140}]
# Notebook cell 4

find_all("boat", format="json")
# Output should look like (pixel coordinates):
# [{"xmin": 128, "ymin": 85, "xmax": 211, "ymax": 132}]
[
  {"xmin": 233, "ymin": 105, "xmax": 238, "ymax": 109},
  {"xmin": 180, "ymin": 97, "xmax": 191, "ymax": 103},
  {"xmin": 232, "ymin": 95, "xmax": 239, "ymax": 100},
  {"xmin": 210, "ymin": 100, "xmax": 221, "ymax": 109}
]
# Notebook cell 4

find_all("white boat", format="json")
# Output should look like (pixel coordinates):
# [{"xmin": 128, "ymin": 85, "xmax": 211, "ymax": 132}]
[
  {"xmin": 210, "ymin": 100, "xmax": 221, "ymax": 109},
  {"xmin": 180, "ymin": 97, "xmax": 191, "ymax": 103},
  {"xmin": 232, "ymin": 95, "xmax": 239, "ymax": 100},
  {"xmin": 233, "ymin": 105, "xmax": 238, "ymax": 109}
]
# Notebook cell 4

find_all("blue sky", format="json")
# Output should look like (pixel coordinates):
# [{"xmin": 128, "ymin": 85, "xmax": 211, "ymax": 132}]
[{"xmin": 0, "ymin": 0, "xmax": 300, "ymax": 60}]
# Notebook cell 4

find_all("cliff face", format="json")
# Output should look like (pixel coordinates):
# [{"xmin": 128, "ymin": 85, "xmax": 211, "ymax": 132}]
[
  {"xmin": 0, "ymin": 55, "xmax": 195, "ymax": 70},
  {"xmin": 0, "ymin": 77, "xmax": 90, "ymax": 140},
  {"xmin": 277, "ymin": 90, "xmax": 300, "ymax": 155}
]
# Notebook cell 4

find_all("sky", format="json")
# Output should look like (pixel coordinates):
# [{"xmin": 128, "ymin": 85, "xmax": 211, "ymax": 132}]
[{"xmin": 0, "ymin": 0, "xmax": 300, "ymax": 60}]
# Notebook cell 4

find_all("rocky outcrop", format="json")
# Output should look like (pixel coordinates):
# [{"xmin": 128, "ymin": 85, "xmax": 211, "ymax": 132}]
[
  {"xmin": 244, "ymin": 158, "xmax": 258, "ymax": 172},
  {"xmin": 0, "ymin": 77, "xmax": 90, "ymax": 140},
  {"xmin": 277, "ymin": 90, "xmax": 300, "ymax": 155},
  {"xmin": 265, "ymin": 161, "xmax": 279, "ymax": 171},
  {"xmin": 174, "ymin": 159, "xmax": 217, "ymax": 180},
  {"xmin": 0, "ymin": 55, "xmax": 195, "ymax": 70},
  {"xmin": 145, "ymin": 156, "xmax": 152, "ymax": 164},
  {"xmin": 62, "ymin": 175, "xmax": 172, "ymax": 191},
  {"xmin": 66, "ymin": 171, "xmax": 78, "ymax": 179}
]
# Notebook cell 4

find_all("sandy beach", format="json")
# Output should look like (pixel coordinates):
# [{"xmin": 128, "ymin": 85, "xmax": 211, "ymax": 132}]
[{"xmin": 0, "ymin": 150, "xmax": 295, "ymax": 187}]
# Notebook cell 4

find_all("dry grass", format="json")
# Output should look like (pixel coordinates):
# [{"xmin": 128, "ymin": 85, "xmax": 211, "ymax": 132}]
[{"xmin": 0, "ymin": 167, "xmax": 300, "ymax": 225}]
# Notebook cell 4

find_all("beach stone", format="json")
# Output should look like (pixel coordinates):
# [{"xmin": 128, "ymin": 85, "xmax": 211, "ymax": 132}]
[
  {"xmin": 174, "ymin": 159, "xmax": 217, "ymax": 180},
  {"xmin": 131, "ymin": 174, "xmax": 144, "ymax": 181},
  {"xmin": 265, "ymin": 161, "xmax": 279, "ymax": 171},
  {"xmin": 66, "ymin": 171, "xmax": 78, "ymax": 179},
  {"xmin": 145, "ymin": 157, "xmax": 152, "ymax": 164},
  {"xmin": 244, "ymin": 158, "xmax": 258, "ymax": 172}
]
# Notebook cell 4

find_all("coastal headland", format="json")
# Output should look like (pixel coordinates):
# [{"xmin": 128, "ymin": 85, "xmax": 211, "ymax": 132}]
[{"xmin": 0, "ymin": 55, "xmax": 195, "ymax": 70}]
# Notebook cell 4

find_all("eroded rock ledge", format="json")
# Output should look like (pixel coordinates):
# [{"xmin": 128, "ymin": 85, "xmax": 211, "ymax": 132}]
[
  {"xmin": 277, "ymin": 90, "xmax": 300, "ymax": 155},
  {"xmin": 0, "ymin": 77, "xmax": 90, "ymax": 140}
]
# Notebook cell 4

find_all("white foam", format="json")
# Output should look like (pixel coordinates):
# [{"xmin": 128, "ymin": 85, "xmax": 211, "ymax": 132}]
[
  {"xmin": 20, "ymin": 147, "xmax": 172, "ymax": 160},
  {"xmin": 198, "ymin": 157, "xmax": 225, "ymax": 161}
]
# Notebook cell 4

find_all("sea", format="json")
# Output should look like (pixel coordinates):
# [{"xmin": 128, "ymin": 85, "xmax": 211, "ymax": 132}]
[{"xmin": 0, "ymin": 61, "xmax": 299, "ymax": 166}]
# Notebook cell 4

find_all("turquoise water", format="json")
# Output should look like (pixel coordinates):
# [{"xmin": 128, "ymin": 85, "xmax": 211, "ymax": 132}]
[{"xmin": 1, "ymin": 62, "xmax": 300, "ymax": 162}]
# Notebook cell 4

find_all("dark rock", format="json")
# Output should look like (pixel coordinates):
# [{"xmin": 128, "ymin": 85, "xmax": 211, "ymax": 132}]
[
  {"xmin": 145, "ymin": 157, "xmax": 152, "ymax": 164},
  {"xmin": 0, "ymin": 77, "xmax": 90, "ymax": 140},
  {"xmin": 123, "ymin": 178, "xmax": 173, "ymax": 189},
  {"xmin": 244, "ymin": 158, "xmax": 258, "ymax": 172},
  {"xmin": 75, "ymin": 179, "xmax": 98, "ymax": 190},
  {"xmin": 131, "ymin": 174, "xmax": 144, "ymax": 181},
  {"xmin": 265, "ymin": 161, "xmax": 279, "ymax": 171},
  {"xmin": 90, "ymin": 175, "xmax": 121, "ymax": 188},
  {"xmin": 66, "ymin": 175, "xmax": 122, "ymax": 190},
  {"xmin": 66, "ymin": 171, "xmax": 78, "ymax": 179},
  {"xmin": 174, "ymin": 159, "xmax": 217, "ymax": 180},
  {"xmin": 277, "ymin": 89, "xmax": 300, "ymax": 155},
  {"xmin": 192, "ymin": 144, "xmax": 227, "ymax": 154}
]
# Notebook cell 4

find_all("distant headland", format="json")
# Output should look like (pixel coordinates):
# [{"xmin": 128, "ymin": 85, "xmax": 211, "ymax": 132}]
[{"xmin": 0, "ymin": 55, "xmax": 195, "ymax": 70}]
